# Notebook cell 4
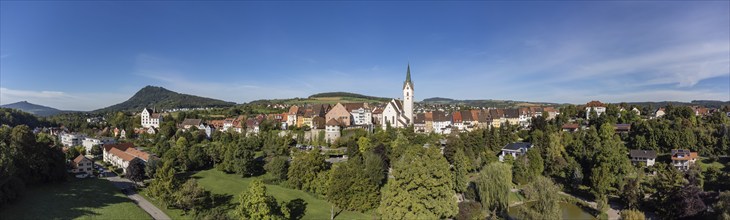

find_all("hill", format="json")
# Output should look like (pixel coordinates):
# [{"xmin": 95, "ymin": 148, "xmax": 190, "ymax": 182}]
[
  {"xmin": 618, "ymin": 100, "xmax": 730, "ymax": 109},
  {"xmin": 422, "ymin": 97, "xmax": 561, "ymax": 108},
  {"xmin": 94, "ymin": 86, "xmax": 236, "ymax": 113},
  {"xmin": 0, "ymin": 101, "xmax": 64, "ymax": 116},
  {"xmin": 249, "ymin": 92, "xmax": 390, "ymax": 105}
]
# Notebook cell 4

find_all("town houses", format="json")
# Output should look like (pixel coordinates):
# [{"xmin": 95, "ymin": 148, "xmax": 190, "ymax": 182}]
[{"xmin": 102, "ymin": 143, "xmax": 153, "ymax": 173}]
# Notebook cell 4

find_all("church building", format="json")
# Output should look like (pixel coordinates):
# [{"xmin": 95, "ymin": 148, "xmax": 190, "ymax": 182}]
[{"xmin": 382, "ymin": 64, "xmax": 415, "ymax": 129}]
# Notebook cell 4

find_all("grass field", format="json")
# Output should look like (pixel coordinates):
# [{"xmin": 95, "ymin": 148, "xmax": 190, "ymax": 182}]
[
  {"xmin": 698, "ymin": 157, "xmax": 728, "ymax": 171},
  {"xmin": 144, "ymin": 169, "xmax": 373, "ymax": 219},
  {"xmin": 0, "ymin": 178, "xmax": 151, "ymax": 220}
]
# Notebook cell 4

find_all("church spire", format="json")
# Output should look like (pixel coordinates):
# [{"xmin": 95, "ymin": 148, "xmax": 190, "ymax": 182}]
[
  {"xmin": 406, "ymin": 63, "xmax": 411, "ymax": 83},
  {"xmin": 403, "ymin": 63, "xmax": 413, "ymax": 90}
]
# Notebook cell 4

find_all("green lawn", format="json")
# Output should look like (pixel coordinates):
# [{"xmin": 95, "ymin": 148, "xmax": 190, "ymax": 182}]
[
  {"xmin": 193, "ymin": 169, "xmax": 372, "ymax": 219},
  {"xmin": 145, "ymin": 169, "xmax": 373, "ymax": 219},
  {"xmin": 0, "ymin": 178, "xmax": 151, "ymax": 220},
  {"xmin": 698, "ymin": 158, "xmax": 727, "ymax": 171}
]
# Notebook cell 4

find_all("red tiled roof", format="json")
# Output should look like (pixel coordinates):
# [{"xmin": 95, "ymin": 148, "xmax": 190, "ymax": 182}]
[
  {"xmin": 104, "ymin": 143, "xmax": 134, "ymax": 152},
  {"xmin": 124, "ymin": 147, "xmax": 150, "ymax": 161},
  {"xmin": 671, "ymin": 149, "xmax": 698, "ymax": 161},
  {"xmin": 585, "ymin": 101, "xmax": 606, "ymax": 107},
  {"xmin": 326, "ymin": 118, "xmax": 341, "ymax": 126},
  {"xmin": 452, "ymin": 111, "xmax": 463, "ymax": 123},
  {"xmin": 109, "ymin": 147, "xmax": 136, "ymax": 162}
]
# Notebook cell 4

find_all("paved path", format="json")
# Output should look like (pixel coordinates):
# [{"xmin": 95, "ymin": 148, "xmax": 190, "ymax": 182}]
[{"xmin": 99, "ymin": 165, "xmax": 171, "ymax": 220}]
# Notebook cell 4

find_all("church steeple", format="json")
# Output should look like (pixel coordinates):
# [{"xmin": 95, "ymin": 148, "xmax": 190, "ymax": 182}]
[
  {"xmin": 403, "ymin": 63, "xmax": 413, "ymax": 90},
  {"xmin": 402, "ymin": 63, "xmax": 414, "ymax": 125}
]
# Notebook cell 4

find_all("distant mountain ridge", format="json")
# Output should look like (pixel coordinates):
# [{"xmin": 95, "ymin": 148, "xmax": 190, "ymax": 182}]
[
  {"xmin": 308, "ymin": 92, "xmax": 390, "ymax": 102},
  {"xmin": 250, "ymin": 92, "xmax": 390, "ymax": 105},
  {"xmin": 94, "ymin": 86, "xmax": 236, "ymax": 113},
  {"xmin": 0, "ymin": 101, "xmax": 64, "ymax": 116},
  {"xmin": 422, "ymin": 97, "xmax": 561, "ymax": 108}
]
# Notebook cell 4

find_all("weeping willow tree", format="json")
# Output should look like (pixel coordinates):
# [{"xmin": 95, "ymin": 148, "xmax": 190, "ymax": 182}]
[{"xmin": 477, "ymin": 162, "xmax": 512, "ymax": 218}]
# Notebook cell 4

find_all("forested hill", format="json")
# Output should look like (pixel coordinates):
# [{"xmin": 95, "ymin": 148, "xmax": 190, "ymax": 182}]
[
  {"xmin": 624, "ymin": 100, "xmax": 730, "ymax": 109},
  {"xmin": 249, "ymin": 92, "xmax": 390, "ymax": 105},
  {"xmin": 94, "ymin": 86, "xmax": 236, "ymax": 113},
  {"xmin": 0, "ymin": 101, "xmax": 64, "ymax": 116},
  {"xmin": 421, "ymin": 97, "xmax": 561, "ymax": 108},
  {"xmin": 307, "ymin": 92, "xmax": 390, "ymax": 102}
]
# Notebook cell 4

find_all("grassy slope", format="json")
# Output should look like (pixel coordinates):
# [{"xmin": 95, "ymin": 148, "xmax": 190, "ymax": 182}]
[
  {"xmin": 193, "ymin": 169, "xmax": 372, "ymax": 220},
  {"xmin": 0, "ymin": 178, "xmax": 151, "ymax": 220}
]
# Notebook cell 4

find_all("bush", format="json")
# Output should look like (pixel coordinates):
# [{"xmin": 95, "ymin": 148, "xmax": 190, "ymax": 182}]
[{"xmin": 456, "ymin": 201, "xmax": 484, "ymax": 220}]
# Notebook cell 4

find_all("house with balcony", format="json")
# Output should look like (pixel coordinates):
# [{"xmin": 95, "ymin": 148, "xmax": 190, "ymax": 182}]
[
  {"xmin": 671, "ymin": 149, "xmax": 698, "ymax": 171},
  {"xmin": 629, "ymin": 149, "xmax": 657, "ymax": 166}
]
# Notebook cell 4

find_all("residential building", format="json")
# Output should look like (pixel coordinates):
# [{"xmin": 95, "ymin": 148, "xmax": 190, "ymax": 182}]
[
  {"xmin": 424, "ymin": 112, "xmax": 435, "ymax": 133},
  {"xmin": 103, "ymin": 143, "xmax": 152, "ymax": 173},
  {"xmin": 432, "ymin": 111, "xmax": 452, "ymax": 134},
  {"xmin": 499, "ymin": 142, "xmax": 534, "ymax": 162},
  {"xmin": 671, "ymin": 149, "xmax": 698, "ymax": 171},
  {"xmin": 562, "ymin": 124, "xmax": 580, "ymax": 132},
  {"xmin": 348, "ymin": 103, "xmax": 373, "ymax": 126},
  {"xmin": 504, "ymin": 109, "xmax": 520, "ymax": 126},
  {"xmin": 287, "ymin": 106, "xmax": 300, "ymax": 127},
  {"xmin": 61, "ymin": 133, "xmax": 86, "ymax": 147},
  {"xmin": 629, "ymin": 149, "xmax": 657, "ymax": 166},
  {"xmin": 179, "ymin": 118, "xmax": 203, "ymax": 130},
  {"xmin": 326, "ymin": 103, "xmax": 354, "ymax": 127},
  {"xmin": 69, "ymin": 155, "xmax": 94, "ymax": 176},
  {"xmin": 585, "ymin": 101, "xmax": 607, "ymax": 119},
  {"xmin": 325, "ymin": 119, "xmax": 341, "ymax": 143},
  {"xmin": 140, "ymin": 108, "xmax": 162, "ymax": 128},
  {"xmin": 82, "ymin": 137, "xmax": 117, "ymax": 155},
  {"xmin": 414, "ymin": 113, "xmax": 426, "ymax": 133},
  {"xmin": 615, "ymin": 124, "xmax": 631, "ymax": 133},
  {"xmin": 372, "ymin": 108, "xmax": 383, "ymax": 126},
  {"xmin": 655, "ymin": 108, "xmax": 666, "ymax": 118},
  {"xmin": 246, "ymin": 115, "xmax": 264, "ymax": 134}
]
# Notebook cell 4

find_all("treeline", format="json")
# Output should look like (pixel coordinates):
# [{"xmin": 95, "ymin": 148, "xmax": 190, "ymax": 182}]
[
  {"xmin": 0, "ymin": 108, "xmax": 49, "ymax": 128},
  {"xmin": 0, "ymin": 125, "xmax": 67, "ymax": 208}
]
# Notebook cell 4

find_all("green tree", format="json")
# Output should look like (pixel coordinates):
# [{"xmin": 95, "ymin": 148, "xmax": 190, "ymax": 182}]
[
  {"xmin": 378, "ymin": 146, "xmax": 457, "ymax": 219},
  {"xmin": 716, "ymin": 191, "xmax": 730, "ymax": 220},
  {"xmin": 527, "ymin": 148, "xmax": 544, "ymax": 178},
  {"xmin": 357, "ymin": 136, "xmax": 372, "ymax": 153},
  {"xmin": 452, "ymin": 148, "xmax": 469, "ymax": 193},
  {"xmin": 327, "ymin": 155, "xmax": 381, "ymax": 212},
  {"xmin": 173, "ymin": 179, "xmax": 211, "ymax": 215},
  {"xmin": 264, "ymin": 156, "xmax": 289, "ymax": 182},
  {"xmin": 476, "ymin": 162, "xmax": 512, "ymax": 217},
  {"xmin": 234, "ymin": 179, "xmax": 283, "ymax": 220},
  {"xmin": 89, "ymin": 144, "xmax": 102, "ymax": 156},
  {"xmin": 620, "ymin": 209, "xmax": 646, "ymax": 220},
  {"xmin": 144, "ymin": 157, "xmax": 161, "ymax": 179},
  {"xmin": 287, "ymin": 149, "xmax": 328, "ymax": 193},
  {"xmin": 522, "ymin": 176, "xmax": 561, "ymax": 219},
  {"xmin": 621, "ymin": 174, "xmax": 643, "ymax": 209},
  {"xmin": 126, "ymin": 158, "xmax": 146, "ymax": 183},
  {"xmin": 147, "ymin": 160, "xmax": 179, "ymax": 206}
]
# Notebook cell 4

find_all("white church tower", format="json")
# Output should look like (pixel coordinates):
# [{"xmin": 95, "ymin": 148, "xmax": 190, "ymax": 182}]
[{"xmin": 403, "ymin": 64, "xmax": 414, "ymax": 125}]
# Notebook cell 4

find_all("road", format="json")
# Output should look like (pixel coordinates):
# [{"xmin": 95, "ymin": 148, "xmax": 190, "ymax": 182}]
[{"xmin": 98, "ymin": 164, "xmax": 171, "ymax": 220}]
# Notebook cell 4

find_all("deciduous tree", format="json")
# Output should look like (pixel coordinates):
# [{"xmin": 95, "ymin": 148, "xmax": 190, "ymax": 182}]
[{"xmin": 379, "ymin": 146, "xmax": 457, "ymax": 219}]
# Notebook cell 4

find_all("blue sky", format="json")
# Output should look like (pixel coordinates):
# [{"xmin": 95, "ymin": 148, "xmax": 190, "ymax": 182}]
[{"xmin": 1, "ymin": 1, "xmax": 728, "ymax": 111}]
